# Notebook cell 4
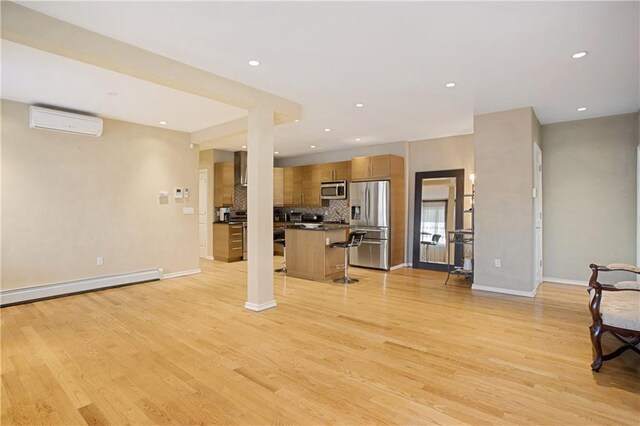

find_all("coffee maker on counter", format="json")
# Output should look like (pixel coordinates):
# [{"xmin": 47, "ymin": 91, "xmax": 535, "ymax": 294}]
[{"xmin": 218, "ymin": 207, "xmax": 230, "ymax": 222}]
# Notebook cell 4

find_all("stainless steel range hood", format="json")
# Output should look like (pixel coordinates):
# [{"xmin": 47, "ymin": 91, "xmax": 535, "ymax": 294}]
[{"xmin": 234, "ymin": 151, "xmax": 248, "ymax": 186}]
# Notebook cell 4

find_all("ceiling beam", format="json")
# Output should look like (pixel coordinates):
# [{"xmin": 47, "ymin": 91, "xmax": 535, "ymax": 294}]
[
  {"xmin": 1, "ymin": 2, "xmax": 302, "ymax": 123},
  {"xmin": 191, "ymin": 117, "xmax": 247, "ymax": 146}
]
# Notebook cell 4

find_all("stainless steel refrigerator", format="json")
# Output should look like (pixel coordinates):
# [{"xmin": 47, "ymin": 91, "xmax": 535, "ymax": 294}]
[{"xmin": 349, "ymin": 180, "xmax": 390, "ymax": 270}]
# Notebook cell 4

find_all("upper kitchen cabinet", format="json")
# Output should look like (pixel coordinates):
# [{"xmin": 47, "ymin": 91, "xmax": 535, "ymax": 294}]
[
  {"xmin": 302, "ymin": 164, "xmax": 323, "ymax": 206},
  {"xmin": 273, "ymin": 167, "xmax": 284, "ymax": 206},
  {"xmin": 320, "ymin": 161, "xmax": 351, "ymax": 182},
  {"xmin": 283, "ymin": 166, "xmax": 304, "ymax": 206},
  {"xmin": 351, "ymin": 155, "xmax": 397, "ymax": 180},
  {"xmin": 214, "ymin": 162, "xmax": 234, "ymax": 207}
]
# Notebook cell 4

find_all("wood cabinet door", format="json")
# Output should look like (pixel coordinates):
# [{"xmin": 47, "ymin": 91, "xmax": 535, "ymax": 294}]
[
  {"xmin": 283, "ymin": 167, "xmax": 294, "ymax": 205},
  {"xmin": 292, "ymin": 166, "xmax": 304, "ymax": 205},
  {"xmin": 319, "ymin": 163, "xmax": 334, "ymax": 181},
  {"xmin": 302, "ymin": 164, "xmax": 322, "ymax": 206},
  {"xmin": 214, "ymin": 162, "xmax": 234, "ymax": 207},
  {"xmin": 333, "ymin": 161, "xmax": 352, "ymax": 181},
  {"xmin": 273, "ymin": 167, "xmax": 284, "ymax": 206},
  {"xmin": 351, "ymin": 156, "xmax": 370, "ymax": 180},
  {"xmin": 370, "ymin": 155, "xmax": 391, "ymax": 179}
]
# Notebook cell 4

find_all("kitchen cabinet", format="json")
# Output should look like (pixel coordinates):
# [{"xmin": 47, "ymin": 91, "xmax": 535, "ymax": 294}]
[
  {"xmin": 213, "ymin": 223, "xmax": 243, "ymax": 262},
  {"xmin": 283, "ymin": 166, "xmax": 304, "ymax": 206},
  {"xmin": 351, "ymin": 155, "xmax": 392, "ymax": 180},
  {"xmin": 214, "ymin": 162, "xmax": 234, "ymax": 207},
  {"xmin": 320, "ymin": 161, "xmax": 351, "ymax": 181},
  {"xmin": 302, "ymin": 164, "xmax": 322, "ymax": 206},
  {"xmin": 273, "ymin": 167, "xmax": 284, "ymax": 206}
]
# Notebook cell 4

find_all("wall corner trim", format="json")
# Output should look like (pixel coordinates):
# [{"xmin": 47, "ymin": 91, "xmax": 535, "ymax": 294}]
[
  {"xmin": 244, "ymin": 300, "xmax": 277, "ymax": 312},
  {"xmin": 542, "ymin": 277, "xmax": 587, "ymax": 286},
  {"xmin": 471, "ymin": 284, "xmax": 538, "ymax": 298},
  {"xmin": 163, "ymin": 269, "xmax": 202, "ymax": 280},
  {"xmin": 0, "ymin": 268, "xmax": 162, "ymax": 306}
]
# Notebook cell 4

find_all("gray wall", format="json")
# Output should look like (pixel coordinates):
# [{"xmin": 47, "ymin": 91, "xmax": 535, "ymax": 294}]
[
  {"xmin": 274, "ymin": 142, "xmax": 406, "ymax": 167},
  {"xmin": 407, "ymin": 134, "xmax": 475, "ymax": 263},
  {"xmin": 474, "ymin": 107, "xmax": 536, "ymax": 295},
  {"xmin": 542, "ymin": 113, "xmax": 638, "ymax": 281}
]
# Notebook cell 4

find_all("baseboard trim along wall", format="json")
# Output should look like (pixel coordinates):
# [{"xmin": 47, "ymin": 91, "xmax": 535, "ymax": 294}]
[
  {"xmin": 390, "ymin": 263, "xmax": 408, "ymax": 271},
  {"xmin": 471, "ymin": 284, "xmax": 538, "ymax": 298},
  {"xmin": 163, "ymin": 269, "xmax": 202, "ymax": 279},
  {"xmin": 543, "ymin": 277, "xmax": 587, "ymax": 286},
  {"xmin": 244, "ymin": 300, "xmax": 278, "ymax": 312},
  {"xmin": 200, "ymin": 255, "xmax": 214, "ymax": 261},
  {"xmin": 0, "ymin": 268, "xmax": 163, "ymax": 306}
]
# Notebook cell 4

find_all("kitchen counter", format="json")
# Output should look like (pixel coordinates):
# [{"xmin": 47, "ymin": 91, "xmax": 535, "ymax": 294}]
[
  {"xmin": 285, "ymin": 227, "xmax": 349, "ymax": 282},
  {"xmin": 283, "ymin": 223, "xmax": 353, "ymax": 232}
]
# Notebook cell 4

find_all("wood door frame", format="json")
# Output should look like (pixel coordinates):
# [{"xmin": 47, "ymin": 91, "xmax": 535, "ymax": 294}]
[
  {"xmin": 412, "ymin": 169, "xmax": 465, "ymax": 271},
  {"xmin": 198, "ymin": 168, "xmax": 209, "ymax": 259}
]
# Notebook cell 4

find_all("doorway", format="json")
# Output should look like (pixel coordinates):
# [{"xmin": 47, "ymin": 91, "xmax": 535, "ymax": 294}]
[
  {"xmin": 198, "ymin": 169, "xmax": 208, "ymax": 258},
  {"xmin": 412, "ymin": 169, "xmax": 465, "ymax": 271}
]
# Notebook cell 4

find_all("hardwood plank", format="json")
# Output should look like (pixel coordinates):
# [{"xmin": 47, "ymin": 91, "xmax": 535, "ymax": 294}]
[{"xmin": 1, "ymin": 259, "xmax": 638, "ymax": 425}]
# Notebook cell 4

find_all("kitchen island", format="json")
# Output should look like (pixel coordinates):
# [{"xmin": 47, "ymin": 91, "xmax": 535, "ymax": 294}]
[{"xmin": 285, "ymin": 224, "xmax": 352, "ymax": 282}]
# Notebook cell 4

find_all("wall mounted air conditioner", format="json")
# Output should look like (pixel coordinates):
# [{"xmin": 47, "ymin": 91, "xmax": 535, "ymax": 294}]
[{"xmin": 29, "ymin": 106, "xmax": 103, "ymax": 137}]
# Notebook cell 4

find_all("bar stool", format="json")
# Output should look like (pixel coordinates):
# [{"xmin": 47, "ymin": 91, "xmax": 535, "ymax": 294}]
[
  {"xmin": 421, "ymin": 233, "xmax": 441, "ymax": 261},
  {"xmin": 274, "ymin": 229, "xmax": 286, "ymax": 274},
  {"xmin": 330, "ymin": 230, "xmax": 367, "ymax": 284}
]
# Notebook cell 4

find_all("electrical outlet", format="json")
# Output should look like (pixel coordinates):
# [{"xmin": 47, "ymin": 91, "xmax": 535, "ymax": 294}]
[
  {"xmin": 97, "ymin": 256, "xmax": 104, "ymax": 266},
  {"xmin": 494, "ymin": 259, "xmax": 501, "ymax": 268}
]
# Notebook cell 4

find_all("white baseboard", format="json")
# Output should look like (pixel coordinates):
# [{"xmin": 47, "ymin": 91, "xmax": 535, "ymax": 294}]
[
  {"xmin": 390, "ymin": 263, "xmax": 408, "ymax": 271},
  {"xmin": 200, "ymin": 255, "xmax": 214, "ymax": 261},
  {"xmin": 163, "ymin": 269, "xmax": 201, "ymax": 280},
  {"xmin": 407, "ymin": 263, "xmax": 413, "ymax": 267},
  {"xmin": 244, "ymin": 300, "xmax": 277, "ymax": 312},
  {"xmin": 471, "ymin": 284, "xmax": 538, "ymax": 298},
  {"xmin": 1, "ymin": 269, "xmax": 162, "ymax": 306},
  {"xmin": 543, "ymin": 277, "xmax": 587, "ymax": 286}
]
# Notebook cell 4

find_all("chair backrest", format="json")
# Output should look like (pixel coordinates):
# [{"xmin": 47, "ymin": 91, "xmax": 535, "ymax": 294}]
[
  {"xmin": 273, "ymin": 229, "xmax": 285, "ymax": 241},
  {"xmin": 432, "ymin": 234, "xmax": 441, "ymax": 244},
  {"xmin": 347, "ymin": 231, "xmax": 367, "ymax": 248}
]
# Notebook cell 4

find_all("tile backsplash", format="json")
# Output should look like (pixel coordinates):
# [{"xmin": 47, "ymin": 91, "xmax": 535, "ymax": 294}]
[{"xmin": 232, "ymin": 185, "xmax": 349, "ymax": 222}]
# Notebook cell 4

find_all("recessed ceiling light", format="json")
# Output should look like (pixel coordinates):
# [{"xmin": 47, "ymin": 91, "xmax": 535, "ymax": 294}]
[
  {"xmin": 294, "ymin": 119, "xmax": 300, "ymax": 122},
  {"xmin": 274, "ymin": 151, "xmax": 279, "ymax": 155},
  {"xmin": 445, "ymin": 82, "xmax": 456, "ymax": 88},
  {"xmin": 572, "ymin": 51, "xmax": 588, "ymax": 59},
  {"xmin": 355, "ymin": 103, "xmax": 364, "ymax": 108},
  {"xmin": 248, "ymin": 60, "xmax": 261, "ymax": 67},
  {"xmin": 159, "ymin": 121, "xmax": 168, "ymax": 125},
  {"xmin": 242, "ymin": 145, "xmax": 247, "ymax": 148},
  {"xmin": 324, "ymin": 128, "xmax": 331, "ymax": 132},
  {"xmin": 577, "ymin": 107, "xmax": 587, "ymax": 112},
  {"xmin": 310, "ymin": 145, "xmax": 316, "ymax": 149},
  {"xmin": 356, "ymin": 138, "xmax": 361, "ymax": 141}
]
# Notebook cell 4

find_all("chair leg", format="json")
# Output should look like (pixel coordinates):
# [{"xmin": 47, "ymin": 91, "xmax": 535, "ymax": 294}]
[
  {"xmin": 590, "ymin": 323, "xmax": 604, "ymax": 372},
  {"xmin": 275, "ymin": 246, "xmax": 287, "ymax": 274},
  {"xmin": 334, "ymin": 248, "xmax": 358, "ymax": 284}
]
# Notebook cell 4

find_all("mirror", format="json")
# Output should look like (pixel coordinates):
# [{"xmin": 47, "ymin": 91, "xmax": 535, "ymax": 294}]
[{"xmin": 413, "ymin": 170, "xmax": 464, "ymax": 271}]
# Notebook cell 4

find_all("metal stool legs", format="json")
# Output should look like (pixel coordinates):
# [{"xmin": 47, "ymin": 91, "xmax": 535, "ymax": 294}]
[
  {"xmin": 333, "ymin": 247, "xmax": 358, "ymax": 284},
  {"xmin": 275, "ymin": 246, "xmax": 287, "ymax": 274}
]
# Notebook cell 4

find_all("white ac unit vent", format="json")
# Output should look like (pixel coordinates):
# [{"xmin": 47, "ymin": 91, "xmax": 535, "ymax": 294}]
[{"xmin": 29, "ymin": 106, "xmax": 103, "ymax": 137}]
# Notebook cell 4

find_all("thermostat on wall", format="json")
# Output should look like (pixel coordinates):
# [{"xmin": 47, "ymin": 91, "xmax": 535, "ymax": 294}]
[{"xmin": 174, "ymin": 188, "xmax": 183, "ymax": 198}]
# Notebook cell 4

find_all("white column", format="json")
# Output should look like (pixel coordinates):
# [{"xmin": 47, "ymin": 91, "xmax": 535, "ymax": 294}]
[{"xmin": 244, "ymin": 102, "xmax": 276, "ymax": 311}]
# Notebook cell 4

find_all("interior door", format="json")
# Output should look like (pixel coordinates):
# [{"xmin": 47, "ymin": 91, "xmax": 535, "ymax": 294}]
[
  {"xmin": 198, "ymin": 169, "xmax": 208, "ymax": 258},
  {"xmin": 534, "ymin": 143, "xmax": 543, "ymax": 285}
]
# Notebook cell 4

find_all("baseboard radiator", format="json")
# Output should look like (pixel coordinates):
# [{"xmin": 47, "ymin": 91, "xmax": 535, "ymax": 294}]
[{"xmin": 0, "ymin": 268, "xmax": 163, "ymax": 306}]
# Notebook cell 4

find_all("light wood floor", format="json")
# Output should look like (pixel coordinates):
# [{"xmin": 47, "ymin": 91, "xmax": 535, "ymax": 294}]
[{"xmin": 2, "ymin": 258, "xmax": 638, "ymax": 425}]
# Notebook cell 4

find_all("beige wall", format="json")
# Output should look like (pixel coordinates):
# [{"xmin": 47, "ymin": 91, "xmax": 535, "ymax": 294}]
[
  {"xmin": 542, "ymin": 113, "xmax": 638, "ymax": 281},
  {"xmin": 1, "ymin": 100, "xmax": 199, "ymax": 291},
  {"xmin": 274, "ymin": 142, "xmax": 406, "ymax": 167},
  {"xmin": 474, "ymin": 107, "xmax": 536, "ymax": 294},
  {"xmin": 407, "ymin": 134, "xmax": 475, "ymax": 263}
]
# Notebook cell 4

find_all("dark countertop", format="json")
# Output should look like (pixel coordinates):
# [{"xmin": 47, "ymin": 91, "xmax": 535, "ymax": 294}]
[{"xmin": 284, "ymin": 223, "xmax": 354, "ymax": 232}]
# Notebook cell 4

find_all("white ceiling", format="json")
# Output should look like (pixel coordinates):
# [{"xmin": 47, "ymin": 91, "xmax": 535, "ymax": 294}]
[
  {"xmin": 0, "ymin": 40, "xmax": 247, "ymax": 133},
  {"xmin": 11, "ymin": 1, "xmax": 640, "ymax": 157}
]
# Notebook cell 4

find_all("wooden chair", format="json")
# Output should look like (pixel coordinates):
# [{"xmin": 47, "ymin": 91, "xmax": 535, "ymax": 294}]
[{"xmin": 588, "ymin": 263, "xmax": 640, "ymax": 371}]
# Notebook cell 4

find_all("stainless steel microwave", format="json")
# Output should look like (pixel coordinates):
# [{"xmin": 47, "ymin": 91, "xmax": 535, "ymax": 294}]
[{"xmin": 320, "ymin": 180, "xmax": 347, "ymax": 200}]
